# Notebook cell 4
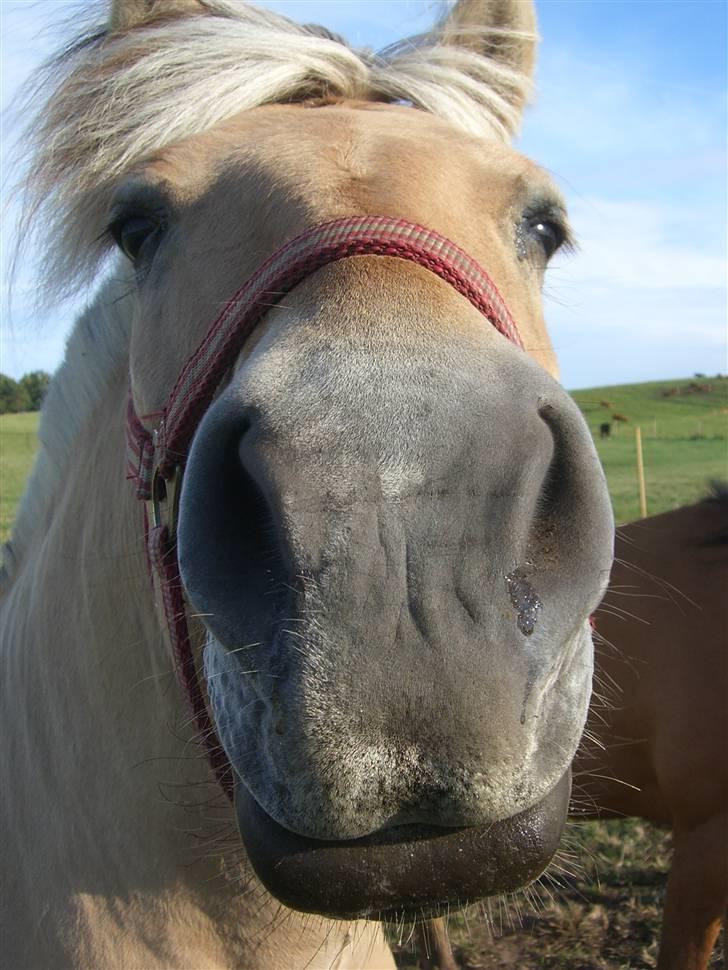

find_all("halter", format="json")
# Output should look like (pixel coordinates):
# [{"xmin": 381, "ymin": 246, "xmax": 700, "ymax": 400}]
[{"xmin": 126, "ymin": 215, "xmax": 523, "ymax": 800}]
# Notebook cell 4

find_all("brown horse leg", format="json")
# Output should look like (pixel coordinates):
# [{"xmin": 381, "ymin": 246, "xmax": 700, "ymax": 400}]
[
  {"xmin": 657, "ymin": 814, "xmax": 728, "ymax": 970},
  {"xmin": 414, "ymin": 918, "xmax": 459, "ymax": 970}
]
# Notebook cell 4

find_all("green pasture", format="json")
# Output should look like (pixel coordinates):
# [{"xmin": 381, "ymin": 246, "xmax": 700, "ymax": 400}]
[
  {"xmin": 2, "ymin": 375, "xmax": 726, "ymax": 542},
  {"xmin": 0, "ymin": 411, "xmax": 39, "ymax": 543},
  {"xmin": 572, "ymin": 375, "xmax": 728, "ymax": 523}
]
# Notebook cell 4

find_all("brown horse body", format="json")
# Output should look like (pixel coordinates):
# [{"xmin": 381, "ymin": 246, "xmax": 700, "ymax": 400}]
[{"xmin": 577, "ymin": 490, "xmax": 728, "ymax": 969}]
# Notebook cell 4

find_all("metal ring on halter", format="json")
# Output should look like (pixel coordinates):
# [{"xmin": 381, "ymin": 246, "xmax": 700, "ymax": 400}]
[{"xmin": 150, "ymin": 463, "xmax": 182, "ymax": 536}]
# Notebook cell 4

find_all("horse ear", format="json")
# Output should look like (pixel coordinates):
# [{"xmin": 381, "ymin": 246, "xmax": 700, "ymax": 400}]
[
  {"xmin": 437, "ymin": 0, "xmax": 537, "ymax": 116},
  {"xmin": 108, "ymin": 0, "xmax": 204, "ymax": 32}
]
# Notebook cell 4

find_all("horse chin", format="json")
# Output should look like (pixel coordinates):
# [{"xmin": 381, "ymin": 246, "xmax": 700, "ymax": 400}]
[{"xmin": 234, "ymin": 770, "xmax": 571, "ymax": 921}]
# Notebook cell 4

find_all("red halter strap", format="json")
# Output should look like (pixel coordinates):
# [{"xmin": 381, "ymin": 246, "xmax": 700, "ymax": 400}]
[{"xmin": 126, "ymin": 215, "xmax": 523, "ymax": 800}]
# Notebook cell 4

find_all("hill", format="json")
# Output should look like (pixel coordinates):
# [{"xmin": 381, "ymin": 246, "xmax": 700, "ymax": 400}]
[
  {"xmin": 571, "ymin": 375, "xmax": 727, "ymax": 523},
  {"xmin": 571, "ymin": 374, "xmax": 727, "ymax": 437}
]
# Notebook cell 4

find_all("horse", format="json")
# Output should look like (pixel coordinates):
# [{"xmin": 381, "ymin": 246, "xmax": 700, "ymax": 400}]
[
  {"xmin": 0, "ymin": 2, "xmax": 614, "ymax": 967},
  {"xmin": 576, "ymin": 487, "xmax": 728, "ymax": 969}
]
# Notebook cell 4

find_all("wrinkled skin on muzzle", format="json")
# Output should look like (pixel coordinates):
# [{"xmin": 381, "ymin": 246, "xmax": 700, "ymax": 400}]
[{"xmin": 178, "ymin": 259, "xmax": 614, "ymax": 917}]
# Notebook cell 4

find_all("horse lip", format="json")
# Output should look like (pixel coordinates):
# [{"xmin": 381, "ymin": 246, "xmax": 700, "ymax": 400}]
[{"xmin": 234, "ymin": 770, "xmax": 571, "ymax": 920}]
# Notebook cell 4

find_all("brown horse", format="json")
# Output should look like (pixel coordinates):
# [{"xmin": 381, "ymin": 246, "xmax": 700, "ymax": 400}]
[
  {"xmin": 1, "ymin": 2, "xmax": 614, "ymax": 967},
  {"xmin": 576, "ymin": 487, "xmax": 728, "ymax": 969}
]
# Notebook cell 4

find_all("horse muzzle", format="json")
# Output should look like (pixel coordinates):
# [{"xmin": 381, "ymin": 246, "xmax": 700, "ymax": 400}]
[
  {"xmin": 132, "ymin": 219, "xmax": 613, "ymax": 916},
  {"xmin": 234, "ymin": 770, "xmax": 571, "ymax": 920}
]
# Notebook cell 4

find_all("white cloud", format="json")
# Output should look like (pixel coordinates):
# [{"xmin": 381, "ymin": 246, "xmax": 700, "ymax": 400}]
[
  {"xmin": 546, "ymin": 265, "xmax": 727, "ymax": 389},
  {"xmin": 550, "ymin": 291, "xmax": 727, "ymax": 390},
  {"xmin": 557, "ymin": 196, "xmax": 726, "ymax": 292}
]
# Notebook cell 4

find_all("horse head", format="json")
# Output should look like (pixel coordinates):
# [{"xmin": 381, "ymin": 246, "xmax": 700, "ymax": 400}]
[{"xmin": 13, "ymin": 0, "xmax": 614, "ymax": 935}]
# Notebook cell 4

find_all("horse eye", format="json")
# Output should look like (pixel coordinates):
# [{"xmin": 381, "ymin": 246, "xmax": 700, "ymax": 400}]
[
  {"xmin": 109, "ymin": 214, "xmax": 162, "ymax": 262},
  {"xmin": 527, "ymin": 218, "xmax": 565, "ymax": 260}
]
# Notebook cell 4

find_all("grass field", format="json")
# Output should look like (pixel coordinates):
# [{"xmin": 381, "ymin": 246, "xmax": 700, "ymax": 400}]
[
  {"xmin": 0, "ymin": 411, "xmax": 39, "ymax": 543},
  {"xmin": 572, "ymin": 375, "xmax": 728, "ymax": 524},
  {"xmin": 1, "ymin": 377, "xmax": 726, "ymax": 967}
]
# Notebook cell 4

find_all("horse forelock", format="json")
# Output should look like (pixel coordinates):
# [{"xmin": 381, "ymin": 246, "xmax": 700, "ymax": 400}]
[{"xmin": 15, "ymin": 0, "xmax": 533, "ymax": 305}]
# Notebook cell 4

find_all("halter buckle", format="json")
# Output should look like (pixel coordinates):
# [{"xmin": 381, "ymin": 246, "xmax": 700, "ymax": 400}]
[{"xmin": 150, "ymin": 462, "xmax": 182, "ymax": 538}]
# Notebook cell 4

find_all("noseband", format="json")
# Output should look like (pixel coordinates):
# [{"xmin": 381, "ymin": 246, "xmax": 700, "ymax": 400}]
[{"xmin": 126, "ymin": 215, "xmax": 523, "ymax": 799}]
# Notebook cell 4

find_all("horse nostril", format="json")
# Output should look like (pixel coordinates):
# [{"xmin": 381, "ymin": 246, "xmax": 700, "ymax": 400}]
[
  {"xmin": 237, "ymin": 413, "xmax": 252, "ymax": 441},
  {"xmin": 178, "ymin": 412, "xmax": 291, "ymax": 650},
  {"xmin": 534, "ymin": 411, "xmax": 566, "ymax": 524},
  {"xmin": 528, "ymin": 394, "xmax": 613, "ymax": 604},
  {"xmin": 230, "ymin": 434, "xmax": 288, "ymax": 608}
]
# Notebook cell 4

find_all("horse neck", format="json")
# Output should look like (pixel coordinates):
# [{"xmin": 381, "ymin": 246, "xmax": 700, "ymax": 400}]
[
  {"xmin": 1, "ymin": 286, "xmax": 227, "ymax": 947},
  {"xmin": 0, "ymin": 283, "xmax": 373, "ymax": 968}
]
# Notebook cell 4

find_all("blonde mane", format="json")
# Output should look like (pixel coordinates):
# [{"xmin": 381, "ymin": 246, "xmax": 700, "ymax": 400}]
[{"xmin": 19, "ymin": 0, "xmax": 533, "ymax": 301}]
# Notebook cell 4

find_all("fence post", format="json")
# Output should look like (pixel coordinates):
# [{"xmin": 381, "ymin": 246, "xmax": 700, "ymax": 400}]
[{"xmin": 635, "ymin": 426, "xmax": 647, "ymax": 518}]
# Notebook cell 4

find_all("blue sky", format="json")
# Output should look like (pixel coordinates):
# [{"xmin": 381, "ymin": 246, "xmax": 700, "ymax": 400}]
[{"xmin": 1, "ymin": 0, "xmax": 726, "ymax": 389}]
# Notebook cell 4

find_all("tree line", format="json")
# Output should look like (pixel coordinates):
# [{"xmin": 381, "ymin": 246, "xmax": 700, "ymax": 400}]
[{"xmin": 0, "ymin": 371, "xmax": 51, "ymax": 414}]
